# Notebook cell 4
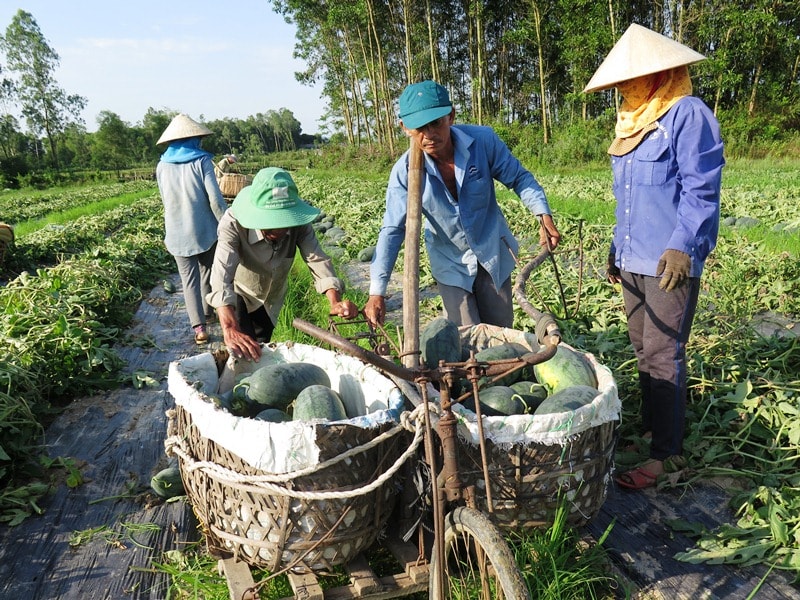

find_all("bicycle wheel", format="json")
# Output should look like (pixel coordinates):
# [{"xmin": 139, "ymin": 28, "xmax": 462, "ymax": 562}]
[{"xmin": 429, "ymin": 506, "xmax": 530, "ymax": 600}]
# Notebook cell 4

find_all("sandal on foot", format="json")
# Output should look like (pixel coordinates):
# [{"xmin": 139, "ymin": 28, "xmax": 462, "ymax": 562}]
[{"xmin": 615, "ymin": 466, "xmax": 658, "ymax": 490}]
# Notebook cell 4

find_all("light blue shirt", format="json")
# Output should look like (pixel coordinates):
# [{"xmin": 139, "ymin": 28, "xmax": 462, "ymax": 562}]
[
  {"xmin": 369, "ymin": 125, "xmax": 551, "ymax": 295},
  {"xmin": 610, "ymin": 96, "xmax": 724, "ymax": 277},
  {"xmin": 156, "ymin": 155, "xmax": 228, "ymax": 257}
]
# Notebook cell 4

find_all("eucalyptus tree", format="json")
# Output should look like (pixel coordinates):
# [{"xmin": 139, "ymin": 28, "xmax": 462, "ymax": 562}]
[{"xmin": 0, "ymin": 10, "xmax": 87, "ymax": 170}]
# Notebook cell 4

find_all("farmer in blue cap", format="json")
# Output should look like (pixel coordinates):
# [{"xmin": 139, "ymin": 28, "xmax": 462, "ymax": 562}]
[
  {"xmin": 207, "ymin": 167, "xmax": 358, "ymax": 361},
  {"xmin": 364, "ymin": 80, "xmax": 561, "ymax": 329}
]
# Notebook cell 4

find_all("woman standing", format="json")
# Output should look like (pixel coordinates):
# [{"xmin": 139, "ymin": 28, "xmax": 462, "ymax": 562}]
[
  {"xmin": 583, "ymin": 24, "xmax": 725, "ymax": 489},
  {"xmin": 156, "ymin": 114, "xmax": 228, "ymax": 344}
]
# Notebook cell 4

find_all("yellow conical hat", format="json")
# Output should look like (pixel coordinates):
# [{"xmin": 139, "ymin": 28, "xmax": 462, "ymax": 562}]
[{"xmin": 583, "ymin": 23, "xmax": 705, "ymax": 93}]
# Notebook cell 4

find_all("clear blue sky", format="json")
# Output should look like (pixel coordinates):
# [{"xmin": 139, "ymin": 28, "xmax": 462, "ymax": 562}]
[{"xmin": 0, "ymin": 1, "xmax": 326, "ymax": 134}]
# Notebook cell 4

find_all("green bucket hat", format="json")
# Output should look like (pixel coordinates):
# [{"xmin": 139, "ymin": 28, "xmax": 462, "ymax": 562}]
[
  {"xmin": 231, "ymin": 168, "xmax": 319, "ymax": 229},
  {"xmin": 398, "ymin": 80, "xmax": 453, "ymax": 130}
]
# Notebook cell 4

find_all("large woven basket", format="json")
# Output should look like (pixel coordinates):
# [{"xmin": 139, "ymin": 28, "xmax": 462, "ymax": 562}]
[
  {"xmin": 166, "ymin": 344, "xmax": 409, "ymax": 573},
  {"xmin": 218, "ymin": 173, "xmax": 252, "ymax": 198},
  {"xmin": 451, "ymin": 324, "xmax": 620, "ymax": 530}
]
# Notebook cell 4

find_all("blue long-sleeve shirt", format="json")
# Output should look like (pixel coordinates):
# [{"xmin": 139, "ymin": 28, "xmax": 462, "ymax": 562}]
[
  {"xmin": 369, "ymin": 125, "xmax": 552, "ymax": 296},
  {"xmin": 610, "ymin": 96, "xmax": 724, "ymax": 277}
]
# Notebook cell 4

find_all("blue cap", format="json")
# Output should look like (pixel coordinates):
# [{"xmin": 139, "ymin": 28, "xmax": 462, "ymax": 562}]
[{"xmin": 398, "ymin": 80, "xmax": 453, "ymax": 129}]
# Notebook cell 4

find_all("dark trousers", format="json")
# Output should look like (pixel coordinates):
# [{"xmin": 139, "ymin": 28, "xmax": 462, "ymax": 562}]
[
  {"xmin": 235, "ymin": 295, "xmax": 275, "ymax": 343},
  {"xmin": 437, "ymin": 266, "xmax": 514, "ymax": 328},
  {"xmin": 621, "ymin": 271, "xmax": 700, "ymax": 460}
]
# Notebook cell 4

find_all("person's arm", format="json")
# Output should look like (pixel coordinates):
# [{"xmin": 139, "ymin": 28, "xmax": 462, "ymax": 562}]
[
  {"xmin": 324, "ymin": 288, "xmax": 358, "ymax": 319},
  {"xmin": 365, "ymin": 158, "xmax": 409, "ymax": 325},
  {"xmin": 217, "ymin": 304, "xmax": 262, "ymax": 361},
  {"xmin": 202, "ymin": 157, "xmax": 228, "ymax": 219},
  {"xmin": 295, "ymin": 225, "xmax": 358, "ymax": 320}
]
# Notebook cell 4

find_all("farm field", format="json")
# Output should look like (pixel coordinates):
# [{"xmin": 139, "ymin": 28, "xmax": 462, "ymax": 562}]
[{"xmin": 0, "ymin": 158, "xmax": 797, "ymax": 597}]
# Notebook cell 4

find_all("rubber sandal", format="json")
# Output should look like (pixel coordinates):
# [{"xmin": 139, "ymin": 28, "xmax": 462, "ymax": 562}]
[{"xmin": 615, "ymin": 466, "xmax": 658, "ymax": 490}]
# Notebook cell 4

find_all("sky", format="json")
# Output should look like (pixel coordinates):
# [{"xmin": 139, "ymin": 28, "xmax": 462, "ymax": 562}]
[{"xmin": 0, "ymin": 1, "xmax": 327, "ymax": 135}]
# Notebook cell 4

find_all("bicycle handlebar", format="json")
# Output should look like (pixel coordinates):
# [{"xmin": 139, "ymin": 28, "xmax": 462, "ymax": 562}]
[{"xmin": 292, "ymin": 317, "xmax": 560, "ymax": 386}]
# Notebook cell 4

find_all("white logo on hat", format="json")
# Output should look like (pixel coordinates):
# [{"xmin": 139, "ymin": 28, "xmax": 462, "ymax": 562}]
[{"xmin": 273, "ymin": 185, "xmax": 290, "ymax": 199}]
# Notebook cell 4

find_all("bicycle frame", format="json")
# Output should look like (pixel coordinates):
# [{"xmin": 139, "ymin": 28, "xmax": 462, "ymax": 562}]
[{"xmin": 292, "ymin": 315, "xmax": 560, "ymax": 597}]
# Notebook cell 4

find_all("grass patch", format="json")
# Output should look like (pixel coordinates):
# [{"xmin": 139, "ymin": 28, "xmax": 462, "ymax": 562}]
[{"xmin": 12, "ymin": 189, "xmax": 152, "ymax": 237}]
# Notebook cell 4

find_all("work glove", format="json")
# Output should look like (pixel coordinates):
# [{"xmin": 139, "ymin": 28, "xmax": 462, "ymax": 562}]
[
  {"xmin": 656, "ymin": 249, "xmax": 691, "ymax": 291},
  {"xmin": 606, "ymin": 253, "xmax": 621, "ymax": 284}
]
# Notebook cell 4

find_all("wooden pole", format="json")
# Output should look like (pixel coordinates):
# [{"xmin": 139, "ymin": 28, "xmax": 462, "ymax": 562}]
[{"xmin": 402, "ymin": 138, "xmax": 424, "ymax": 368}]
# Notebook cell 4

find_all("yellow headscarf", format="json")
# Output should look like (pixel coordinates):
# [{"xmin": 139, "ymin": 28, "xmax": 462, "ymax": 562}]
[{"xmin": 608, "ymin": 66, "xmax": 693, "ymax": 156}]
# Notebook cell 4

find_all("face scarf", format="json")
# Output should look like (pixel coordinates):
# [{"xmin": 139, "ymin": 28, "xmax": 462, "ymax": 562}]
[
  {"xmin": 608, "ymin": 66, "xmax": 693, "ymax": 156},
  {"xmin": 160, "ymin": 137, "xmax": 213, "ymax": 163}
]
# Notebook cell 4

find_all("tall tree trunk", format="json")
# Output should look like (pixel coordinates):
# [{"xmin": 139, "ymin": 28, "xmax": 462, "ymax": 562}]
[
  {"xmin": 748, "ymin": 59, "xmax": 762, "ymax": 117},
  {"xmin": 475, "ymin": 2, "xmax": 484, "ymax": 124},
  {"xmin": 530, "ymin": 1, "xmax": 548, "ymax": 143},
  {"xmin": 402, "ymin": 0, "xmax": 413, "ymax": 82},
  {"xmin": 713, "ymin": 28, "xmax": 733, "ymax": 116},
  {"xmin": 425, "ymin": 0, "xmax": 440, "ymax": 82}
]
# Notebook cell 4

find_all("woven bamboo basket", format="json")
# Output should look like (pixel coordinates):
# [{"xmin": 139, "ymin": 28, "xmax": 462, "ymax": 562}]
[
  {"xmin": 218, "ymin": 173, "xmax": 252, "ymax": 198},
  {"xmin": 166, "ymin": 345, "xmax": 410, "ymax": 573},
  {"xmin": 451, "ymin": 324, "xmax": 620, "ymax": 530}
]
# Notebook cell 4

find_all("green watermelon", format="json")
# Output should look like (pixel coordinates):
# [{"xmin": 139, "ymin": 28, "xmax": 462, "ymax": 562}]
[
  {"xmin": 533, "ymin": 345, "xmax": 597, "ymax": 394},
  {"xmin": 420, "ymin": 317, "xmax": 461, "ymax": 369},
  {"xmin": 151, "ymin": 466, "xmax": 185, "ymax": 499},
  {"xmin": 509, "ymin": 380, "xmax": 548, "ymax": 412},
  {"xmin": 255, "ymin": 408, "xmax": 292, "ymax": 422},
  {"xmin": 462, "ymin": 385, "xmax": 525, "ymax": 416},
  {"xmin": 474, "ymin": 342, "xmax": 532, "ymax": 385},
  {"xmin": 293, "ymin": 385, "xmax": 348, "ymax": 421},
  {"xmin": 233, "ymin": 362, "xmax": 331, "ymax": 410},
  {"xmin": 534, "ymin": 385, "xmax": 599, "ymax": 416}
]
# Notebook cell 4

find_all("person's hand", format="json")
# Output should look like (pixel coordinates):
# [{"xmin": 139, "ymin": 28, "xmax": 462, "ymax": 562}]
[
  {"xmin": 331, "ymin": 299, "xmax": 358, "ymax": 320},
  {"xmin": 216, "ymin": 305, "xmax": 262, "ymax": 361},
  {"xmin": 607, "ymin": 253, "xmax": 622, "ymax": 284},
  {"xmin": 656, "ymin": 249, "xmax": 691, "ymax": 291},
  {"xmin": 363, "ymin": 295, "xmax": 386, "ymax": 326},
  {"xmin": 538, "ymin": 214, "xmax": 561, "ymax": 250}
]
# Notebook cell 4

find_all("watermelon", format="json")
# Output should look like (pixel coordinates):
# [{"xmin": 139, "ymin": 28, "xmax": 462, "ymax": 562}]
[
  {"xmin": 474, "ymin": 342, "xmax": 532, "ymax": 385},
  {"xmin": 357, "ymin": 245, "xmax": 376, "ymax": 262},
  {"xmin": 233, "ymin": 362, "xmax": 331, "ymax": 410},
  {"xmin": 255, "ymin": 408, "xmax": 292, "ymax": 422},
  {"xmin": 534, "ymin": 385, "xmax": 598, "ymax": 416},
  {"xmin": 151, "ymin": 466, "xmax": 185, "ymax": 499},
  {"xmin": 509, "ymin": 380, "xmax": 548, "ymax": 412},
  {"xmin": 533, "ymin": 345, "xmax": 597, "ymax": 394},
  {"xmin": 462, "ymin": 385, "xmax": 525, "ymax": 417},
  {"xmin": 293, "ymin": 385, "xmax": 348, "ymax": 421},
  {"xmin": 420, "ymin": 317, "xmax": 461, "ymax": 369}
]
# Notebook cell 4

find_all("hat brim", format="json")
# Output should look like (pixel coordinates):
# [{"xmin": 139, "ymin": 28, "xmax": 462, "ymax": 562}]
[
  {"xmin": 400, "ymin": 105, "xmax": 453, "ymax": 130},
  {"xmin": 583, "ymin": 23, "xmax": 706, "ymax": 93},
  {"xmin": 231, "ymin": 186, "xmax": 320, "ymax": 229}
]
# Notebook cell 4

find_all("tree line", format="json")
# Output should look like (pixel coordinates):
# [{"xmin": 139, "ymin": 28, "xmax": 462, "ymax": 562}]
[
  {"xmin": 0, "ymin": 10, "xmax": 317, "ymax": 188},
  {"xmin": 0, "ymin": 3, "xmax": 798, "ymax": 188},
  {"xmin": 273, "ymin": 0, "xmax": 798, "ymax": 151}
]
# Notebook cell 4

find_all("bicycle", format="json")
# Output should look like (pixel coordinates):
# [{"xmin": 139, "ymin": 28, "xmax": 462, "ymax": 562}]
[{"xmin": 292, "ymin": 295, "xmax": 562, "ymax": 599}]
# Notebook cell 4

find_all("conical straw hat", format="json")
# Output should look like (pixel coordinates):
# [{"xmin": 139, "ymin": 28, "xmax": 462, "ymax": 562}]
[
  {"xmin": 583, "ymin": 23, "xmax": 705, "ymax": 93},
  {"xmin": 156, "ymin": 114, "xmax": 213, "ymax": 144}
]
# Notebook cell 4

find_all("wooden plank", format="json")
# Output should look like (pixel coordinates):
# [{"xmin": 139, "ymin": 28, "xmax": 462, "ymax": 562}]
[
  {"xmin": 219, "ymin": 558, "xmax": 258, "ymax": 600},
  {"xmin": 287, "ymin": 571, "xmax": 325, "ymax": 600},
  {"xmin": 346, "ymin": 554, "xmax": 382, "ymax": 595},
  {"xmin": 384, "ymin": 537, "xmax": 429, "ymax": 584}
]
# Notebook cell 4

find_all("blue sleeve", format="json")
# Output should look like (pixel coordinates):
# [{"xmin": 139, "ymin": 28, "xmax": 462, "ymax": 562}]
[
  {"xmin": 483, "ymin": 129, "xmax": 551, "ymax": 215},
  {"xmin": 667, "ymin": 100, "xmax": 724, "ymax": 261},
  {"xmin": 369, "ymin": 155, "xmax": 409, "ymax": 296}
]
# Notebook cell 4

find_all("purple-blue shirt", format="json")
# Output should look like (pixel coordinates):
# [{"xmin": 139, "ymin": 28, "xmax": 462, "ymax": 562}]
[
  {"xmin": 610, "ymin": 96, "xmax": 724, "ymax": 277},
  {"xmin": 369, "ymin": 125, "xmax": 552, "ymax": 296}
]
